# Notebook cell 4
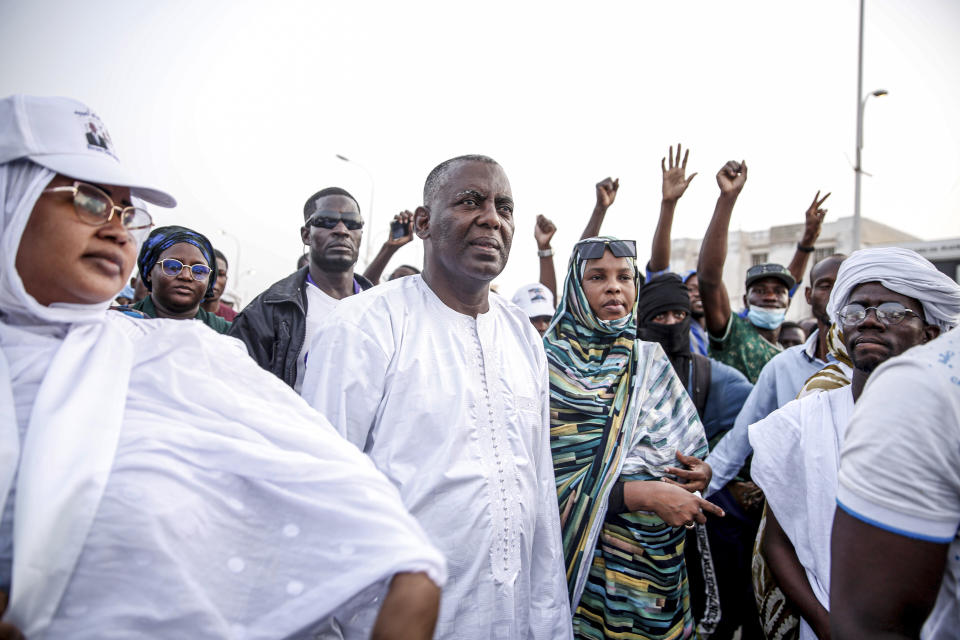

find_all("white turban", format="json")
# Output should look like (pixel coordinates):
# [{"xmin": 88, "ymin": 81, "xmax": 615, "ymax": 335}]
[{"xmin": 827, "ymin": 247, "xmax": 960, "ymax": 331}]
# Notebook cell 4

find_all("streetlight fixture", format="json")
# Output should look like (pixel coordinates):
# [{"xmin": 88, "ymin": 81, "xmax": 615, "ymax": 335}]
[{"xmin": 335, "ymin": 154, "xmax": 376, "ymax": 264}]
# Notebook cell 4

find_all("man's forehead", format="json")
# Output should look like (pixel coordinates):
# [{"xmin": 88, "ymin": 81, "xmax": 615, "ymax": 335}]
[
  {"xmin": 309, "ymin": 194, "xmax": 359, "ymax": 214},
  {"xmin": 440, "ymin": 161, "xmax": 511, "ymax": 196},
  {"xmin": 849, "ymin": 281, "xmax": 901, "ymax": 300}
]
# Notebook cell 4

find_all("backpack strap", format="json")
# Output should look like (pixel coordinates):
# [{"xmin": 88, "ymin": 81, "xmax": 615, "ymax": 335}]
[{"xmin": 689, "ymin": 353, "xmax": 713, "ymax": 420}]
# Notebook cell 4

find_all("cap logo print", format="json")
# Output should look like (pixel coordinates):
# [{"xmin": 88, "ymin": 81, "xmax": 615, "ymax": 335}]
[
  {"xmin": 74, "ymin": 108, "xmax": 117, "ymax": 160},
  {"xmin": 529, "ymin": 289, "xmax": 547, "ymax": 303}
]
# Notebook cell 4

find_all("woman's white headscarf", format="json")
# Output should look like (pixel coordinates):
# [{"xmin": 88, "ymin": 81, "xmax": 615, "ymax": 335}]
[
  {"xmin": 0, "ymin": 160, "xmax": 137, "ymax": 632},
  {"xmin": 0, "ymin": 161, "xmax": 117, "ymax": 323},
  {"xmin": 0, "ymin": 164, "xmax": 445, "ymax": 636},
  {"xmin": 827, "ymin": 247, "xmax": 960, "ymax": 331}
]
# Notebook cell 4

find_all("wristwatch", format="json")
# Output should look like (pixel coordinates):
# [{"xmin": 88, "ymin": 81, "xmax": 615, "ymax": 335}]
[
  {"xmin": 797, "ymin": 243, "xmax": 815, "ymax": 253},
  {"xmin": 537, "ymin": 248, "xmax": 554, "ymax": 258}
]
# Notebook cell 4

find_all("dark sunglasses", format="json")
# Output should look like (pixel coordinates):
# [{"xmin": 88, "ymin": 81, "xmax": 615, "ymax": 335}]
[
  {"xmin": 306, "ymin": 210, "xmax": 363, "ymax": 231},
  {"xmin": 574, "ymin": 238, "xmax": 637, "ymax": 260},
  {"xmin": 157, "ymin": 258, "xmax": 212, "ymax": 281}
]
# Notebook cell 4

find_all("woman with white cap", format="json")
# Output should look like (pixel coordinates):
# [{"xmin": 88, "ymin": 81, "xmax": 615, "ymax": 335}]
[{"xmin": 0, "ymin": 95, "xmax": 445, "ymax": 639}]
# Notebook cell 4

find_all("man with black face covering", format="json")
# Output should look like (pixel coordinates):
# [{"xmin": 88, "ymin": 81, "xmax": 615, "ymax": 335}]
[
  {"xmin": 637, "ymin": 274, "xmax": 753, "ymax": 634},
  {"xmin": 638, "ymin": 274, "xmax": 753, "ymax": 443}
]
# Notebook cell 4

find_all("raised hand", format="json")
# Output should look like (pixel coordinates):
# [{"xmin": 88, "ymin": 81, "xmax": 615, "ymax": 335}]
[
  {"xmin": 534, "ymin": 214, "xmax": 557, "ymax": 250},
  {"xmin": 662, "ymin": 144, "xmax": 697, "ymax": 202},
  {"xmin": 802, "ymin": 190, "xmax": 830, "ymax": 245},
  {"xmin": 387, "ymin": 210, "xmax": 415, "ymax": 247},
  {"xmin": 716, "ymin": 160, "xmax": 747, "ymax": 196},
  {"xmin": 663, "ymin": 450, "xmax": 712, "ymax": 493},
  {"xmin": 595, "ymin": 177, "xmax": 620, "ymax": 209}
]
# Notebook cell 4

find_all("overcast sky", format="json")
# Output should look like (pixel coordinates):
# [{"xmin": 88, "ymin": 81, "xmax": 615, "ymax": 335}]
[{"xmin": 2, "ymin": 0, "xmax": 958, "ymax": 302}]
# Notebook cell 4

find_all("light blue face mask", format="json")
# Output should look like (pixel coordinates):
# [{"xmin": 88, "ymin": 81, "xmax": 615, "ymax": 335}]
[{"xmin": 747, "ymin": 305, "xmax": 787, "ymax": 330}]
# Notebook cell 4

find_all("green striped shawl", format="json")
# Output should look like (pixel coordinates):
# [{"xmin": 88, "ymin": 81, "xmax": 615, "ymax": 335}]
[{"xmin": 545, "ymin": 241, "xmax": 708, "ymax": 610}]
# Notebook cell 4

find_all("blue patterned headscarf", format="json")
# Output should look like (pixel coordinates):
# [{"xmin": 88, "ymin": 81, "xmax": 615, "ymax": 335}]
[{"xmin": 137, "ymin": 225, "xmax": 217, "ymax": 297}]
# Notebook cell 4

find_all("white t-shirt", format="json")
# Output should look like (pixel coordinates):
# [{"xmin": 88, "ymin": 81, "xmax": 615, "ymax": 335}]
[
  {"xmin": 294, "ymin": 282, "xmax": 339, "ymax": 393},
  {"xmin": 837, "ymin": 327, "xmax": 960, "ymax": 638}
]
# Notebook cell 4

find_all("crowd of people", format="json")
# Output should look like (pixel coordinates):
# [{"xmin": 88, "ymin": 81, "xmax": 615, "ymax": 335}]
[{"xmin": 1, "ymin": 94, "xmax": 958, "ymax": 640}]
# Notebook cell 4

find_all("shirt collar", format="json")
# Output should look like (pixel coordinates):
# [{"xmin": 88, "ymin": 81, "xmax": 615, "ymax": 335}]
[{"xmin": 802, "ymin": 328, "xmax": 820, "ymax": 363}]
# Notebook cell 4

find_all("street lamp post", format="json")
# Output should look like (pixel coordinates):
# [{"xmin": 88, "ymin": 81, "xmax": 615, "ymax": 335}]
[
  {"xmin": 852, "ymin": 0, "xmax": 888, "ymax": 251},
  {"xmin": 853, "ymin": 88, "xmax": 888, "ymax": 251},
  {"xmin": 335, "ymin": 154, "xmax": 376, "ymax": 264}
]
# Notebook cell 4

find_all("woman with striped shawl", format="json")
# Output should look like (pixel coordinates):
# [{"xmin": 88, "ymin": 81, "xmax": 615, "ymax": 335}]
[{"xmin": 545, "ymin": 237, "xmax": 724, "ymax": 639}]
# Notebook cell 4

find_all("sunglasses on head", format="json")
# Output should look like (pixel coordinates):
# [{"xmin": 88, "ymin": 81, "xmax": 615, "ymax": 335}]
[
  {"xmin": 574, "ymin": 239, "xmax": 637, "ymax": 260},
  {"xmin": 306, "ymin": 210, "xmax": 364, "ymax": 231},
  {"xmin": 156, "ymin": 258, "xmax": 211, "ymax": 281}
]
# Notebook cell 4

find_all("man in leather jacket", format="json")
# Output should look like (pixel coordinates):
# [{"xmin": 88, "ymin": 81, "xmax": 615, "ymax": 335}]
[{"xmin": 229, "ymin": 187, "xmax": 373, "ymax": 391}]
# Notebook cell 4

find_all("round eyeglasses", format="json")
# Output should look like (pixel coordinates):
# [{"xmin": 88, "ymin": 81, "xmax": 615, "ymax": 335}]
[
  {"xmin": 838, "ymin": 302, "xmax": 921, "ymax": 326},
  {"xmin": 43, "ymin": 181, "xmax": 153, "ymax": 233},
  {"xmin": 156, "ymin": 258, "xmax": 211, "ymax": 281}
]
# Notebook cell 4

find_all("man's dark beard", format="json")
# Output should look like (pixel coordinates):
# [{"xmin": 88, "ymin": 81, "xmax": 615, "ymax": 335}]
[
  {"xmin": 690, "ymin": 309, "xmax": 704, "ymax": 320},
  {"xmin": 852, "ymin": 357, "xmax": 881, "ymax": 374},
  {"xmin": 313, "ymin": 251, "xmax": 356, "ymax": 273}
]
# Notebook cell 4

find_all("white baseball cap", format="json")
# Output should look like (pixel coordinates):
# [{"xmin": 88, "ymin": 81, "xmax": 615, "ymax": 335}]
[
  {"xmin": 0, "ymin": 94, "xmax": 176, "ymax": 208},
  {"xmin": 511, "ymin": 282, "xmax": 555, "ymax": 319}
]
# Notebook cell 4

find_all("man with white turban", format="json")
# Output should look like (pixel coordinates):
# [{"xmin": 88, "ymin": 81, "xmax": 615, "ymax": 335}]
[
  {"xmin": 832, "ymin": 329, "xmax": 960, "ymax": 639},
  {"xmin": 745, "ymin": 247, "xmax": 960, "ymax": 640}
]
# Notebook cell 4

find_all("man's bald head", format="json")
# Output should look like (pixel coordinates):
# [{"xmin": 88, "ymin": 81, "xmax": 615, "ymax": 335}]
[
  {"xmin": 423, "ymin": 155, "xmax": 500, "ymax": 210},
  {"xmin": 810, "ymin": 254, "xmax": 846, "ymax": 284}
]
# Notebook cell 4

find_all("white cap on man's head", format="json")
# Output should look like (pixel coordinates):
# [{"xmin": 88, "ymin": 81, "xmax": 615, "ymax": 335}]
[
  {"xmin": 512, "ymin": 282, "xmax": 555, "ymax": 319},
  {"xmin": 0, "ymin": 94, "xmax": 176, "ymax": 208}
]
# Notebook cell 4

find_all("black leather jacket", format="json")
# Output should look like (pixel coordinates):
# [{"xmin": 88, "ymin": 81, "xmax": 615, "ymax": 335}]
[{"xmin": 228, "ymin": 266, "xmax": 373, "ymax": 388}]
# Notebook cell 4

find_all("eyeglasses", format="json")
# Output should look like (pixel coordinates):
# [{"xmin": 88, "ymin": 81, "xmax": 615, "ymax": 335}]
[
  {"xmin": 838, "ymin": 302, "xmax": 921, "ymax": 326},
  {"xmin": 156, "ymin": 258, "xmax": 212, "ymax": 281},
  {"xmin": 43, "ymin": 181, "xmax": 153, "ymax": 233},
  {"xmin": 306, "ymin": 211, "xmax": 363, "ymax": 231},
  {"xmin": 574, "ymin": 238, "xmax": 637, "ymax": 260}
]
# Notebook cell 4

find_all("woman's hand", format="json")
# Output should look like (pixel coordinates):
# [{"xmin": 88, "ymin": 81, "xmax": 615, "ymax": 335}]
[
  {"xmin": 623, "ymin": 480, "xmax": 725, "ymax": 528},
  {"xmin": 663, "ymin": 450, "xmax": 712, "ymax": 493}
]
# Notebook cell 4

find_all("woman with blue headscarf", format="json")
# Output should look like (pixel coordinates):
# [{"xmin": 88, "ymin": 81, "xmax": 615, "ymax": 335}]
[
  {"xmin": 545, "ymin": 237, "xmax": 723, "ymax": 639},
  {"xmin": 126, "ymin": 225, "xmax": 230, "ymax": 333}
]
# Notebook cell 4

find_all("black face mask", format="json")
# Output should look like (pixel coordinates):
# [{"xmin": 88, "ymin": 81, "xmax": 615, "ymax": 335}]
[{"xmin": 639, "ymin": 317, "xmax": 691, "ymax": 357}]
